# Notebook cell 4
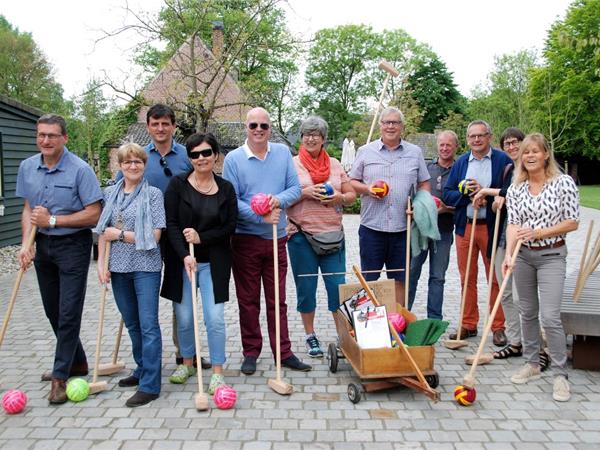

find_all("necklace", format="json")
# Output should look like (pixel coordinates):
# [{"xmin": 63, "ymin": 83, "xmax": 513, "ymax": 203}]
[{"xmin": 193, "ymin": 172, "xmax": 216, "ymax": 195}]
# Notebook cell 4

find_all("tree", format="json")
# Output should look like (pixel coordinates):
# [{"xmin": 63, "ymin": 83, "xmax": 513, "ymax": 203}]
[
  {"xmin": 102, "ymin": 0, "xmax": 299, "ymax": 132},
  {"xmin": 467, "ymin": 49, "xmax": 538, "ymax": 137},
  {"xmin": 528, "ymin": 0, "xmax": 600, "ymax": 159},
  {"xmin": 405, "ymin": 56, "xmax": 465, "ymax": 132},
  {"xmin": 0, "ymin": 15, "xmax": 65, "ymax": 112}
]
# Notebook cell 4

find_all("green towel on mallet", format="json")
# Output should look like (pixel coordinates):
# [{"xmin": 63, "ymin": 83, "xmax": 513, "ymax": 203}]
[{"xmin": 404, "ymin": 319, "xmax": 449, "ymax": 346}]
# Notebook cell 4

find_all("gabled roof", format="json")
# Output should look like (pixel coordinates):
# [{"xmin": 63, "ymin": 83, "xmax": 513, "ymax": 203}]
[
  {"xmin": 0, "ymin": 94, "xmax": 44, "ymax": 119},
  {"xmin": 120, "ymin": 122, "xmax": 292, "ymax": 153}
]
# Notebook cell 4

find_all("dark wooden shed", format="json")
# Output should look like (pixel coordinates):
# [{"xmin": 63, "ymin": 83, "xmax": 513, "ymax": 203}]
[{"xmin": 0, "ymin": 95, "xmax": 42, "ymax": 247}]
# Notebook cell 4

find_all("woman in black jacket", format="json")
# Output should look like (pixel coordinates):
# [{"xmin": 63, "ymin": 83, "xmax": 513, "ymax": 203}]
[{"xmin": 161, "ymin": 133, "xmax": 237, "ymax": 394}]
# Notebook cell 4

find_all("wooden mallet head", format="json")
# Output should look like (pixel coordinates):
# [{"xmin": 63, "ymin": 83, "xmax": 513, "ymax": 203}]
[{"xmin": 378, "ymin": 60, "xmax": 400, "ymax": 77}]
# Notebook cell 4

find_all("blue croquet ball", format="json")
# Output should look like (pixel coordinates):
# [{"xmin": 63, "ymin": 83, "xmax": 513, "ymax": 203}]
[{"xmin": 321, "ymin": 182, "xmax": 334, "ymax": 197}]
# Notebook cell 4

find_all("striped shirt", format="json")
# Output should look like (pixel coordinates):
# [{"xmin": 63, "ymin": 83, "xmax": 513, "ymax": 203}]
[
  {"xmin": 349, "ymin": 139, "xmax": 429, "ymax": 232},
  {"xmin": 286, "ymin": 156, "xmax": 349, "ymax": 235}
]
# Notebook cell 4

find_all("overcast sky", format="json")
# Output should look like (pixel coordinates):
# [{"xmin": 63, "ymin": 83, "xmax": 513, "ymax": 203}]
[{"xmin": 2, "ymin": 0, "xmax": 573, "ymax": 100}]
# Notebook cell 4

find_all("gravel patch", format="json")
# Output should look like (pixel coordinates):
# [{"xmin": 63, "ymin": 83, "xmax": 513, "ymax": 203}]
[{"xmin": 0, "ymin": 245, "xmax": 21, "ymax": 274}]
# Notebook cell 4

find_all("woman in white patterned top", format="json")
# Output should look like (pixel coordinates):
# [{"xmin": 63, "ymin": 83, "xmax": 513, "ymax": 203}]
[
  {"xmin": 96, "ymin": 143, "xmax": 165, "ymax": 407},
  {"xmin": 503, "ymin": 133, "xmax": 579, "ymax": 402}
]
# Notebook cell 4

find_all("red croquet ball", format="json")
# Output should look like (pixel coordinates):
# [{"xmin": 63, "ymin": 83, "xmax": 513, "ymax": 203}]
[
  {"xmin": 370, "ymin": 180, "xmax": 389, "ymax": 198},
  {"xmin": 213, "ymin": 385, "xmax": 237, "ymax": 410},
  {"xmin": 432, "ymin": 195, "xmax": 442, "ymax": 208},
  {"xmin": 388, "ymin": 312, "xmax": 407, "ymax": 333},
  {"xmin": 454, "ymin": 385, "xmax": 476, "ymax": 406},
  {"xmin": 2, "ymin": 390, "xmax": 27, "ymax": 414},
  {"xmin": 250, "ymin": 193, "xmax": 271, "ymax": 216}
]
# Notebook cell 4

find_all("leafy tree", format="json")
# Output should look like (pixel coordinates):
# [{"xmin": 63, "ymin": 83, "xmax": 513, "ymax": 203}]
[
  {"xmin": 102, "ymin": 0, "xmax": 299, "ymax": 132},
  {"xmin": 405, "ymin": 56, "xmax": 465, "ymax": 132},
  {"xmin": 467, "ymin": 49, "xmax": 538, "ymax": 137},
  {"xmin": 0, "ymin": 15, "xmax": 65, "ymax": 112},
  {"xmin": 528, "ymin": 0, "xmax": 600, "ymax": 159}
]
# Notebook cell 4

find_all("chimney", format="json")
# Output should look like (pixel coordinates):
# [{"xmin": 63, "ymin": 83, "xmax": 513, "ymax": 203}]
[{"xmin": 212, "ymin": 21, "xmax": 224, "ymax": 59}]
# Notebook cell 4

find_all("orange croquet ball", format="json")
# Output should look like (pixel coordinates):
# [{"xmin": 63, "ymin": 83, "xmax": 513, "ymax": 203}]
[
  {"xmin": 454, "ymin": 385, "xmax": 476, "ymax": 406},
  {"xmin": 370, "ymin": 180, "xmax": 389, "ymax": 198}
]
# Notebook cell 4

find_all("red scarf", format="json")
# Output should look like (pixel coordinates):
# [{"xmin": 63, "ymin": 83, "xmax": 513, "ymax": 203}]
[{"xmin": 299, "ymin": 145, "xmax": 330, "ymax": 184}]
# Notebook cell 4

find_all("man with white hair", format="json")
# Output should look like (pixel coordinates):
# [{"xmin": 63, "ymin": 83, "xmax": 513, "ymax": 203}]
[{"xmin": 349, "ymin": 107, "xmax": 431, "ymax": 306}]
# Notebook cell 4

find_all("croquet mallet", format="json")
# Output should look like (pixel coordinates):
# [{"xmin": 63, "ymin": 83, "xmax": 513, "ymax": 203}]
[
  {"xmin": 0, "ymin": 226, "xmax": 37, "ymax": 349},
  {"xmin": 97, "ymin": 318, "xmax": 126, "ymax": 376},
  {"xmin": 443, "ymin": 207, "xmax": 479, "ymax": 350},
  {"xmin": 463, "ymin": 240, "xmax": 522, "ymax": 389},
  {"xmin": 268, "ymin": 223, "xmax": 293, "ymax": 395},
  {"xmin": 366, "ymin": 60, "xmax": 400, "ymax": 144}
]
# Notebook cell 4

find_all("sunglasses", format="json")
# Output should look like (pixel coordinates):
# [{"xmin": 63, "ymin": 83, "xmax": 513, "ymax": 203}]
[
  {"xmin": 159, "ymin": 156, "xmax": 173, "ymax": 177},
  {"xmin": 189, "ymin": 148, "xmax": 214, "ymax": 159},
  {"xmin": 248, "ymin": 122, "xmax": 270, "ymax": 130}
]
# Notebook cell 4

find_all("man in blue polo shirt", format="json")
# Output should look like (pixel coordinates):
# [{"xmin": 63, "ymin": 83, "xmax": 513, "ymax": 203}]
[
  {"xmin": 350, "ymin": 107, "xmax": 431, "ymax": 307},
  {"xmin": 16, "ymin": 114, "xmax": 103, "ymax": 404}
]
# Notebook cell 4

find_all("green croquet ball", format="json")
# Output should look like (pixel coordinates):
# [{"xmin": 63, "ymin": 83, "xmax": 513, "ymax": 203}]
[{"xmin": 66, "ymin": 378, "xmax": 90, "ymax": 402}]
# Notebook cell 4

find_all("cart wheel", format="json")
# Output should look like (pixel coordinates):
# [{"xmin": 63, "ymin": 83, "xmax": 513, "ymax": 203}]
[
  {"xmin": 347, "ymin": 383, "xmax": 363, "ymax": 404},
  {"xmin": 425, "ymin": 374, "xmax": 439, "ymax": 389},
  {"xmin": 327, "ymin": 343, "xmax": 338, "ymax": 373}
]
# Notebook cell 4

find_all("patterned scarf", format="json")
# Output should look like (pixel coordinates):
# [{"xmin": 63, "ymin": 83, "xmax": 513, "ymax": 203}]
[
  {"xmin": 298, "ymin": 145, "xmax": 330, "ymax": 184},
  {"xmin": 95, "ymin": 178, "xmax": 157, "ymax": 251}
]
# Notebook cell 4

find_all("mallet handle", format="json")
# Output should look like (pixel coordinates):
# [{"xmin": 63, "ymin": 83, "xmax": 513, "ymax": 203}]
[
  {"xmin": 455, "ymin": 208, "xmax": 478, "ymax": 340},
  {"xmin": 92, "ymin": 241, "xmax": 111, "ymax": 384},
  {"xmin": 366, "ymin": 74, "xmax": 391, "ymax": 144}
]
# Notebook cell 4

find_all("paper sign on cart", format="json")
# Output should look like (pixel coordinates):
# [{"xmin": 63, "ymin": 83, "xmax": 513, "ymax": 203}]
[
  {"xmin": 340, "ymin": 288, "xmax": 375, "ymax": 326},
  {"xmin": 352, "ymin": 305, "xmax": 392, "ymax": 349}
]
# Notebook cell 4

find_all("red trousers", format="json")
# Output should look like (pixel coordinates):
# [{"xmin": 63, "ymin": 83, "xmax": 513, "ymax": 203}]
[
  {"xmin": 231, "ymin": 234, "xmax": 293, "ymax": 360},
  {"xmin": 455, "ymin": 222, "xmax": 505, "ymax": 332}
]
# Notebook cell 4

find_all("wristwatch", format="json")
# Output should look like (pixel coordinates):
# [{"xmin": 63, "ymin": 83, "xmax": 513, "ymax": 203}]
[
  {"xmin": 118, "ymin": 230, "xmax": 125, "ymax": 242},
  {"xmin": 48, "ymin": 215, "xmax": 57, "ymax": 229}
]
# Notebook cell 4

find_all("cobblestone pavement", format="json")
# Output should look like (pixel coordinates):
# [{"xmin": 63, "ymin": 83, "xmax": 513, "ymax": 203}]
[{"xmin": 1, "ymin": 208, "xmax": 600, "ymax": 450}]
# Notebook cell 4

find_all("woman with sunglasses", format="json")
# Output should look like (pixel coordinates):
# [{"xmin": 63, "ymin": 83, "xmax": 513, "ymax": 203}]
[
  {"xmin": 96, "ymin": 143, "xmax": 165, "ymax": 407},
  {"xmin": 161, "ymin": 133, "xmax": 238, "ymax": 394},
  {"xmin": 286, "ymin": 116, "xmax": 356, "ymax": 357}
]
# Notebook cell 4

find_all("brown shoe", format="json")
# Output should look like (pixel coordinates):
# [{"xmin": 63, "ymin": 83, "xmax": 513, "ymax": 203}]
[
  {"xmin": 493, "ymin": 330, "xmax": 508, "ymax": 347},
  {"xmin": 41, "ymin": 362, "xmax": 89, "ymax": 382},
  {"xmin": 449, "ymin": 328, "xmax": 477, "ymax": 340},
  {"xmin": 48, "ymin": 379, "xmax": 67, "ymax": 404}
]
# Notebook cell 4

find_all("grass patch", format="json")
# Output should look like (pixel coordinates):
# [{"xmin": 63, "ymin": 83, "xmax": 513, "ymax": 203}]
[{"xmin": 579, "ymin": 185, "xmax": 600, "ymax": 210}]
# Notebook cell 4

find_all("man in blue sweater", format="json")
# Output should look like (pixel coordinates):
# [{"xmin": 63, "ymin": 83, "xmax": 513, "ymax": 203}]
[{"xmin": 222, "ymin": 107, "xmax": 311, "ymax": 375}]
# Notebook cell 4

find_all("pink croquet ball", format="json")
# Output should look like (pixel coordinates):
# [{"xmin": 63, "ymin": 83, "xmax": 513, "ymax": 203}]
[
  {"xmin": 2, "ymin": 390, "xmax": 27, "ymax": 414},
  {"xmin": 432, "ymin": 195, "xmax": 442, "ymax": 208},
  {"xmin": 213, "ymin": 385, "xmax": 237, "ymax": 410},
  {"xmin": 388, "ymin": 312, "xmax": 407, "ymax": 333},
  {"xmin": 250, "ymin": 193, "xmax": 271, "ymax": 216}
]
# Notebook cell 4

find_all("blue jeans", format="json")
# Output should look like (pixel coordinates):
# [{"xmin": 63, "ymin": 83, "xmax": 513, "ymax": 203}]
[
  {"xmin": 111, "ymin": 271, "xmax": 162, "ymax": 395},
  {"xmin": 407, "ymin": 229, "xmax": 453, "ymax": 320},
  {"xmin": 288, "ymin": 232, "xmax": 346, "ymax": 313},
  {"xmin": 175, "ymin": 263, "xmax": 226, "ymax": 365},
  {"xmin": 359, "ymin": 225, "xmax": 406, "ymax": 282}
]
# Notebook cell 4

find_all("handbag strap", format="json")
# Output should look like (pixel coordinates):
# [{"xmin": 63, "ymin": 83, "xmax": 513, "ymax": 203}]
[{"xmin": 289, "ymin": 218, "xmax": 313, "ymax": 236}]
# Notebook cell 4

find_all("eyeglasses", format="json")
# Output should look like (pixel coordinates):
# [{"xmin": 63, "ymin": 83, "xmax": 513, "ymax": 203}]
[
  {"xmin": 302, "ymin": 133, "xmax": 323, "ymax": 141},
  {"xmin": 189, "ymin": 148, "xmax": 214, "ymax": 159},
  {"xmin": 503, "ymin": 139, "xmax": 521, "ymax": 149},
  {"xmin": 248, "ymin": 122, "xmax": 270, "ymax": 130},
  {"xmin": 159, "ymin": 156, "xmax": 173, "ymax": 177},
  {"xmin": 37, "ymin": 133, "xmax": 63, "ymax": 141},
  {"xmin": 381, "ymin": 120, "xmax": 402, "ymax": 127},
  {"xmin": 121, "ymin": 159, "xmax": 144, "ymax": 167},
  {"xmin": 467, "ymin": 133, "xmax": 489, "ymax": 140}
]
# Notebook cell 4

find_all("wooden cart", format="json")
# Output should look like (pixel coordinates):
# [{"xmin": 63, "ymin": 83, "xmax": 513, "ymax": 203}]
[{"xmin": 328, "ymin": 279, "xmax": 440, "ymax": 403}]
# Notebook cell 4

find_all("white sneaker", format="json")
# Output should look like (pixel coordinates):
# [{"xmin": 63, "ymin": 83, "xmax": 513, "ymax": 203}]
[
  {"xmin": 553, "ymin": 376, "xmax": 571, "ymax": 402},
  {"xmin": 510, "ymin": 364, "xmax": 541, "ymax": 384}
]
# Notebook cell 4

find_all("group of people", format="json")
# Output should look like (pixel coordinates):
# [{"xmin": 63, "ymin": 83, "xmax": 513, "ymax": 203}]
[{"xmin": 16, "ymin": 102, "xmax": 579, "ymax": 408}]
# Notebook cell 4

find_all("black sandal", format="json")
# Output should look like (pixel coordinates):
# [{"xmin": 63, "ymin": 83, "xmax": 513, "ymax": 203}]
[
  {"xmin": 493, "ymin": 344, "xmax": 523, "ymax": 359},
  {"xmin": 539, "ymin": 350, "xmax": 551, "ymax": 372}
]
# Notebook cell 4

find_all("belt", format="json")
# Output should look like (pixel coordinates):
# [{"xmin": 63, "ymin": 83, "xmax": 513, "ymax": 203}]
[
  {"xmin": 525, "ymin": 239, "xmax": 565, "ymax": 251},
  {"xmin": 466, "ymin": 217, "xmax": 484, "ymax": 224},
  {"xmin": 37, "ymin": 229, "xmax": 91, "ymax": 240}
]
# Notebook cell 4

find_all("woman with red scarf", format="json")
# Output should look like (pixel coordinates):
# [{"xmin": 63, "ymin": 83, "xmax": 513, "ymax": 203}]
[{"xmin": 287, "ymin": 116, "xmax": 356, "ymax": 357}]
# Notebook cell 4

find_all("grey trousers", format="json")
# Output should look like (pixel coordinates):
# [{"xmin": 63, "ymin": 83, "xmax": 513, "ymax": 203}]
[
  {"xmin": 495, "ymin": 247, "xmax": 521, "ymax": 346},
  {"xmin": 513, "ymin": 245, "xmax": 568, "ymax": 377}
]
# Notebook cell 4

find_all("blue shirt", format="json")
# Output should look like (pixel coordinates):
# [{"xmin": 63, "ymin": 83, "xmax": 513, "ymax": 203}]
[
  {"xmin": 349, "ymin": 138, "xmax": 430, "ymax": 232},
  {"xmin": 16, "ymin": 148, "xmax": 103, "ymax": 236},
  {"xmin": 116, "ymin": 140, "xmax": 192, "ymax": 193},
  {"xmin": 465, "ymin": 149, "xmax": 492, "ymax": 219},
  {"xmin": 222, "ymin": 142, "xmax": 301, "ymax": 240}
]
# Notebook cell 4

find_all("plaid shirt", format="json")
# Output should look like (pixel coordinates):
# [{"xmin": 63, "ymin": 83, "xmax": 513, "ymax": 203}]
[{"xmin": 349, "ymin": 139, "xmax": 429, "ymax": 232}]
